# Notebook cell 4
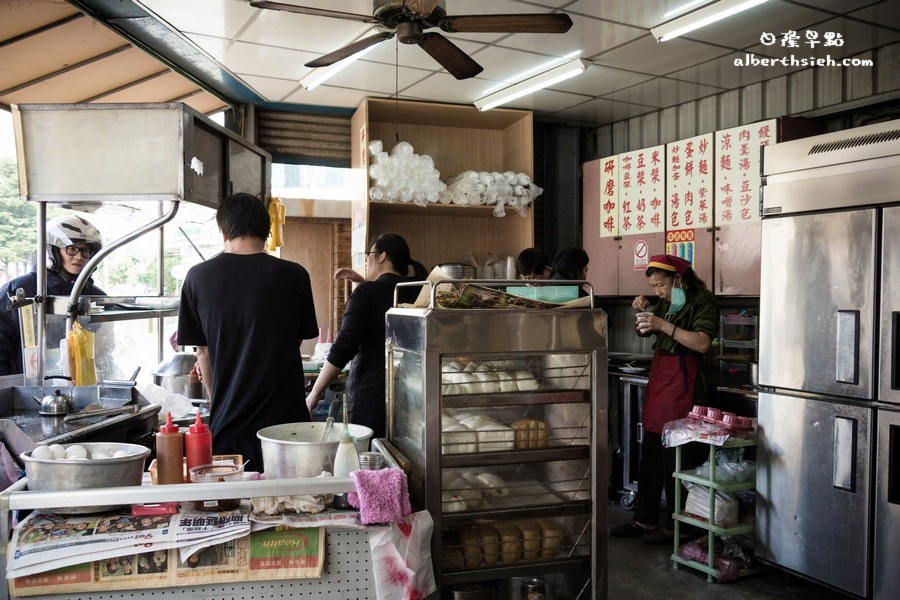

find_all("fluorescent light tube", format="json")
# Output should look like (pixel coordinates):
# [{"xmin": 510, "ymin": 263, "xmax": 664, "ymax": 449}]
[
  {"xmin": 651, "ymin": 0, "xmax": 769, "ymax": 42},
  {"xmin": 474, "ymin": 58, "xmax": 588, "ymax": 112},
  {"xmin": 301, "ymin": 29, "xmax": 381, "ymax": 91}
]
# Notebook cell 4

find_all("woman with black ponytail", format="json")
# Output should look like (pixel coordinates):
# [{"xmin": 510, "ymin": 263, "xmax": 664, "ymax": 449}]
[{"xmin": 306, "ymin": 233, "xmax": 426, "ymax": 437}]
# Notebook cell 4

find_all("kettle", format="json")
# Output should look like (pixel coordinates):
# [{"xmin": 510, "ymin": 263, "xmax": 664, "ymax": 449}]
[{"xmin": 34, "ymin": 389, "xmax": 76, "ymax": 416}]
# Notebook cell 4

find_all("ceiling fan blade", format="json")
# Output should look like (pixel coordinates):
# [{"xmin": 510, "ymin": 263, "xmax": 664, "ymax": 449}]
[
  {"xmin": 305, "ymin": 32, "xmax": 394, "ymax": 68},
  {"xmin": 402, "ymin": 0, "xmax": 440, "ymax": 19},
  {"xmin": 250, "ymin": 1, "xmax": 376, "ymax": 23},
  {"xmin": 440, "ymin": 13, "xmax": 573, "ymax": 34},
  {"xmin": 419, "ymin": 32, "xmax": 483, "ymax": 80}
]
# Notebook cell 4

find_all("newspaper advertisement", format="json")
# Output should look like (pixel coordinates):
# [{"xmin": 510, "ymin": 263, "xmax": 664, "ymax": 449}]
[{"xmin": 8, "ymin": 508, "xmax": 250, "ymax": 579}]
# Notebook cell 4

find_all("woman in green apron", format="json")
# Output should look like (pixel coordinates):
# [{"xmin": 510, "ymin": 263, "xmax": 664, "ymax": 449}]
[{"xmin": 611, "ymin": 254, "xmax": 719, "ymax": 544}]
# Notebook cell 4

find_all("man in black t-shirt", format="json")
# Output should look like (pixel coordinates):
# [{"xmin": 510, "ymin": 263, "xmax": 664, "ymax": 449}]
[{"xmin": 177, "ymin": 193, "xmax": 318, "ymax": 472}]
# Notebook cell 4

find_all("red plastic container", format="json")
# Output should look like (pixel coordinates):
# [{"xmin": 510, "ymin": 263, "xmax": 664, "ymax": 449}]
[{"xmin": 184, "ymin": 413, "xmax": 212, "ymax": 477}]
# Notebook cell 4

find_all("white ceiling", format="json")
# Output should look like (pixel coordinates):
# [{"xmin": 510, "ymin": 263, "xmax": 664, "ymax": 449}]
[{"xmin": 130, "ymin": 0, "xmax": 900, "ymax": 126}]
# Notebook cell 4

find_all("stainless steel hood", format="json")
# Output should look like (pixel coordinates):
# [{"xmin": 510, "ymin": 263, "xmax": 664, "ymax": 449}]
[{"xmin": 761, "ymin": 119, "xmax": 900, "ymax": 215}]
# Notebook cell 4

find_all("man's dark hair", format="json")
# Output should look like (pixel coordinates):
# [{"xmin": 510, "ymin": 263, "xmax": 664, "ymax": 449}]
[
  {"xmin": 216, "ymin": 193, "xmax": 270, "ymax": 241},
  {"xmin": 516, "ymin": 247, "xmax": 549, "ymax": 277}
]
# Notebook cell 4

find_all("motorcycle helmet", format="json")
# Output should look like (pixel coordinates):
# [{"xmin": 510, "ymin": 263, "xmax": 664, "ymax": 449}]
[{"xmin": 46, "ymin": 215, "xmax": 103, "ymax": 272}]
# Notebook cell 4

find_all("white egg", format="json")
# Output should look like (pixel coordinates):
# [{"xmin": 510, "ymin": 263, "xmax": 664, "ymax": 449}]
[
  {"xmin": 65, "ymin": 445, "xmax": 88, "ymax": 460},
  {"xmin": 31, "ymin": 446, "xmax": 53, "ymax": 460},
  {"xmin": 112, "ymin": 450, "xmax": 130, "ymax": 458},
  {"xmin": 49, "ymin": 444, "xmax": 66, "ymax": 460},
  {"xmin": 91, "ymin": 452, "xmax": 111, "ymax": 460}
]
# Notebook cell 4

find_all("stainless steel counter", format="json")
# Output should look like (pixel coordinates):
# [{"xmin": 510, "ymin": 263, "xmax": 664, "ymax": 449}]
[{"xmin": 0, "ymin": 384, "xmax": 160, "ymax": 446}]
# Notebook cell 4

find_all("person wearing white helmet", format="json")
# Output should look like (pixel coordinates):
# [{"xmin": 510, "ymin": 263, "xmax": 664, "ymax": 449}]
[{"xmin": 0, "ymin": 215, "xmax": 106, "ymax": 376}]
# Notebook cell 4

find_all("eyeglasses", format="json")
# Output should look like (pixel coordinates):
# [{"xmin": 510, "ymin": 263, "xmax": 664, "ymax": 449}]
[
  {"xmin": 365, "ymin": 249, "xmax": 379, "ymax": 256},
  {"xmin": 64, "ymin": 245, "xmax": 94, "ymax": 258}
]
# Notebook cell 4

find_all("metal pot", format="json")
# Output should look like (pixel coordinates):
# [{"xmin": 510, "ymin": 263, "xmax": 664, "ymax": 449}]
[
  {"xmin": 151, "ymin": 352, "xmax": 197, "ymax": 394},
  {"xmin": 257, "ymin": 422, "xmax": 374, "ymax": 479},
  {"xmin": 33, "ymin": 389, "xmax": 76, "ymax": 416},
  {"xmin": 440, "ymin": 263, "xmax": 477, "ymax": 279}
]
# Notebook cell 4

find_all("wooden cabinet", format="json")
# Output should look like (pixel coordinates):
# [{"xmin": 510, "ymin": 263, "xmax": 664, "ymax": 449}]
[
  {"xmin": 582, "ymin": 158, "xmax": 663, "ymax": 297},
  {"xmin": 350, "ymin": 99, "xmax": 533, "ymax": 273}
]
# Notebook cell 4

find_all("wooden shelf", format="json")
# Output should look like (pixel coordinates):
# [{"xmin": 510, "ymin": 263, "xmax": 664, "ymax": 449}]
[{"xmin": 351, "ymin": 98, "xmax": 534, "ymax": 272}]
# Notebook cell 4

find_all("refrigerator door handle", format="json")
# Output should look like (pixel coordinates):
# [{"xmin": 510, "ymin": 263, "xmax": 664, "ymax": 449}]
[
  {"xmin": 836, "ymin": 310, "xmax": 860, "ymax": 384},
  {"xmin": 833, "ymin": 416, "xmax": 857, "ymax": 492},
  {"xmin": 892, "ymin": 312, "xmax": 900, "ymax": 391},
  {"xmin": 890, "ymin": 425, "xmax": 900, "ymax": 505}
]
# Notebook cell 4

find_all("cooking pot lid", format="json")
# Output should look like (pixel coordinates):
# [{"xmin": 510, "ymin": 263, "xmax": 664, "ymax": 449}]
[{"xmin": 152, "ymin": 352, "xmax": 197, "ymax": 376}]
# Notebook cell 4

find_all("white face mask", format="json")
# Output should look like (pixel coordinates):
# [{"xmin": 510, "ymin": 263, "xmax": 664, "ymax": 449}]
[{"xmin": 667, "ymin": 280, "xmax": 686, "ymax": 315}]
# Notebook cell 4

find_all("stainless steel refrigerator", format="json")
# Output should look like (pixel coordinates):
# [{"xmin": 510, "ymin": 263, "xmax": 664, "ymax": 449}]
[{"xmin": 757, "ymin": 119, "xmax": 900, "ymax": 598}]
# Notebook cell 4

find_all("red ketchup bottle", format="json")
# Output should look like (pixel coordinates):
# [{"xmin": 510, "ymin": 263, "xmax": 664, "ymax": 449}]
[
  {"xmin": 185, "ymin": 412, "xmax": 213, "ymax": 477},
  {"xmin": 155, "ymin": 412, "xmax": 184, "ymax": 484}
]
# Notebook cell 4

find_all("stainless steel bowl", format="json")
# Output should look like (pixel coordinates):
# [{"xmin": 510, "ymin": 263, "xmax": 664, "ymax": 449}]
[
  {"xmin": 257, "ymin": 422, "xmax": 373, "ymax": 479},
  {"xmin": 440, "ymin": 263, "xmax": 476, "ymax": 279},
  {"xmin": 21, "ymin": 442, "xmax": 151, "ymax": 513}
]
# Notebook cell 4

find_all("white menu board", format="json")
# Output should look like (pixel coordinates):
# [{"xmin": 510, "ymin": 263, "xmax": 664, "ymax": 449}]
[
  {"xmin": 715, "ymin": 119, "xmax": 777, "ymax": 224},
  {"xmin": 619, "ymin": 145, "xmax": 665, "ymax": 235},
  {"xmin": 599, "ymin": 155, "xmax": 619, "ymax": 238},
  {"xmin": 665, "ymin": 133, "xmax": 713, "ymax": 230}
]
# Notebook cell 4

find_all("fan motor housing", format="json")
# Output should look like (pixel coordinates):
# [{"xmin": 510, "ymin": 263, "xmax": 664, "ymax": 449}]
[{"xmin": 373, "ymin": 0, "xmax": 447, "ymax": 28}]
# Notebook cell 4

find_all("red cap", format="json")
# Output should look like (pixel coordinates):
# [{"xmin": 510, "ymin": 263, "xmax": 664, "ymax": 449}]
[
  {"xmin": 648, "ymin": 254, "xmax": 692, "ymax": 275},
  {"xmin": 189, "ymin": 412, "xmax": 209, "ymax": 434},
  {"xmin": 158, "ymin": 412, "xmax": 179, "ymax": 434}
]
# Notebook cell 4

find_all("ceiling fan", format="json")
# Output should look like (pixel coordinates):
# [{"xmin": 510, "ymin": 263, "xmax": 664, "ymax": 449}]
[{"xmin": 249, "ymin": 0, "xmax": 574, "ymax": 80}]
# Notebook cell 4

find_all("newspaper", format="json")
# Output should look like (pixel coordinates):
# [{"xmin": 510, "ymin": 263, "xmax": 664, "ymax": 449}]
[
  {"xmin": 7, "ymin": 508, "xmax": 250, "ymax": 579},
  {"xmin": 249, "ymin": 509, "xmax": 368, "ymax": 532}
]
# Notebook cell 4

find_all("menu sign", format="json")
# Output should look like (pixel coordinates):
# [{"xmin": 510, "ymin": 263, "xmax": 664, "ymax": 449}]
[
  {"xmin": 618, "ymin": 145, "xmax": 665, "ymax": 235},
  {"xmin": 715, "ymin": 119, "xmax": 776, "ymax": 224},
  {"xmin": 599, "ymin": 155, "xmax": 619, "ymax": 238},
  {"xmin": 665, "ymin": 133, "xmax": 713, "ymax": 230}
]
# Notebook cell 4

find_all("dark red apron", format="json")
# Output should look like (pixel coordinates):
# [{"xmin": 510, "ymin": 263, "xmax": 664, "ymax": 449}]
[{"xmin": 643, "ymin": 351, "xmax": 700, "ymax": 433}]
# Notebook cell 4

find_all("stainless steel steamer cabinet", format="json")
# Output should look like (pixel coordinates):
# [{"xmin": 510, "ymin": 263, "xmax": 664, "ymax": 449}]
[{"xmin": 386, "ymin": 286, "xmax": 608, "ymax": 599}]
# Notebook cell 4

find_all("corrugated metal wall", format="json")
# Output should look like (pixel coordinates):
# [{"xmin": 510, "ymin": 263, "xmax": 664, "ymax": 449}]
[
  {"xmin": 583, "ymin": 41, "xmax": 900, "ymax": 158},
  {"xmin": 257, "ymin": 110, "xmax": 351, "ymax": 167}
]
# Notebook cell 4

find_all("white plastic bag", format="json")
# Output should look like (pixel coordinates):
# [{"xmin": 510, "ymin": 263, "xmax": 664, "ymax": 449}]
[
  {"xmin": 684, "ymin": 482, "xmax": 739, "ymax": 528},
  {"xmin": 369, "ymin": 510, "xmax": 436, "ymax": 600}
]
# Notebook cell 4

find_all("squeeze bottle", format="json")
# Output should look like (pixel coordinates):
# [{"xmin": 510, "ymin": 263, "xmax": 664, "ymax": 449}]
[
  {"xmin": 156, "ymin": 412, "xmax": 184, "ymax": 484},
  {"xmin": 185, "ymin": 412, "xmax": 213, "ymax": 475}
]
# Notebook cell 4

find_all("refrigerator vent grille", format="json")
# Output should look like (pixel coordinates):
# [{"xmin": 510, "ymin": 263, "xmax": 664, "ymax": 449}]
[{"xmin": 808, "ymin": 128, "xmax": 900, "ymax": 155}]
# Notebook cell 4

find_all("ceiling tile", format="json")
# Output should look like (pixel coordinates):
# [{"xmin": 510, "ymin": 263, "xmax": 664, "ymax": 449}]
[
  {"xmin": 675, "ymin": 2, "xmax": 833, "ymax": 48},
  {"xmin": 849, "ymin": 1, "xmax": 900, "ymax": 30},
  {"xmin": 183, "ymin": 33, "xmax": 232, "ymax": 59},
  {"xmin": 140, "ymin": 0, "xmax": 257, "ymax": 39},
  {"xmin": 566, "ymin": 0, "xmax": 706, "ymax": 29},
  {"xmin": 594, "ymin": 34, "xmax": 732, "ymax": 76},
  {"xmin": 603, "ymin": 77, "xmax": 724, "ymax": 108},
  {"xmin": 181, "ymin": 91, "xmax": 230, "ymax": 115},
  {"xmin": 281, "ymin": 84, "xmax": 372, "ymax": 109},
  {"xmin": 791, "ymin": 0, "xmax": 888, "ymax": 12},
  {"xmin": 429, "ymin": 0, "xmax": 563, "ymax": 44},
  {"xmin": 495, "ymin": 14, "xmax": 645, "ymax": 59},
  {"xmin": 218, "ymin": 40, "xmax": 319, "ymax": 81},
  {"xmin": 554, "ymin": 63, "xmax": 653, "ymax": 96},
  {"xmin": 305, "ymin": 59, "xmax": 433, "ymax": 95},
  {"xmin": 542, "ymin": 96, "xmax": 657, "ymax": 125},
  {"xmin": 461, "ymin": 45, "xmax": 576, "ymax": 85},
  {"xmin": 363, "ymin": 36, "xmax": 487, "ymax": 72},
  {"xmin": 490, "ymin": 88, "xmax": 594, "ymax": 113},
  {"xmin": 234, "ymin": 73, "xmax": 303, "ymax": 102},
  {"xmin": 238, "ymin": 9, "xmax": 370, "ymax": 53},
  {"xmin": 666, "ymin": 52, "xmax": 789, "ymax": 88},
  {"xmin": 403, "ymin": 71, "xmax": 510, "ymax": 104}
]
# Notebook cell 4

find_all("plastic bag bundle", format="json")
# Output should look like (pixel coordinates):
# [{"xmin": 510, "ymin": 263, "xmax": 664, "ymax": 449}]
[
  {"xmin": 684, "ymin": 482, "xmax": 739, "ymax": 528},
  {"xmin": 368, "ymin": 140, "xmax": 446, "ymax": 207},
  {"xmin": 442, "ymin": 170, "xmax": 542, "ymax": 211},
  {"xmin": 694, "ymin": 449, "xmax": 756, "ymax": 483}
]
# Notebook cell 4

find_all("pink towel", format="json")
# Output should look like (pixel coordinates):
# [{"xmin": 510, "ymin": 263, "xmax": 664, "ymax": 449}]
[{"xmin": 347, "ymin": 468, "xmax": 412, "ymax": 525}]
